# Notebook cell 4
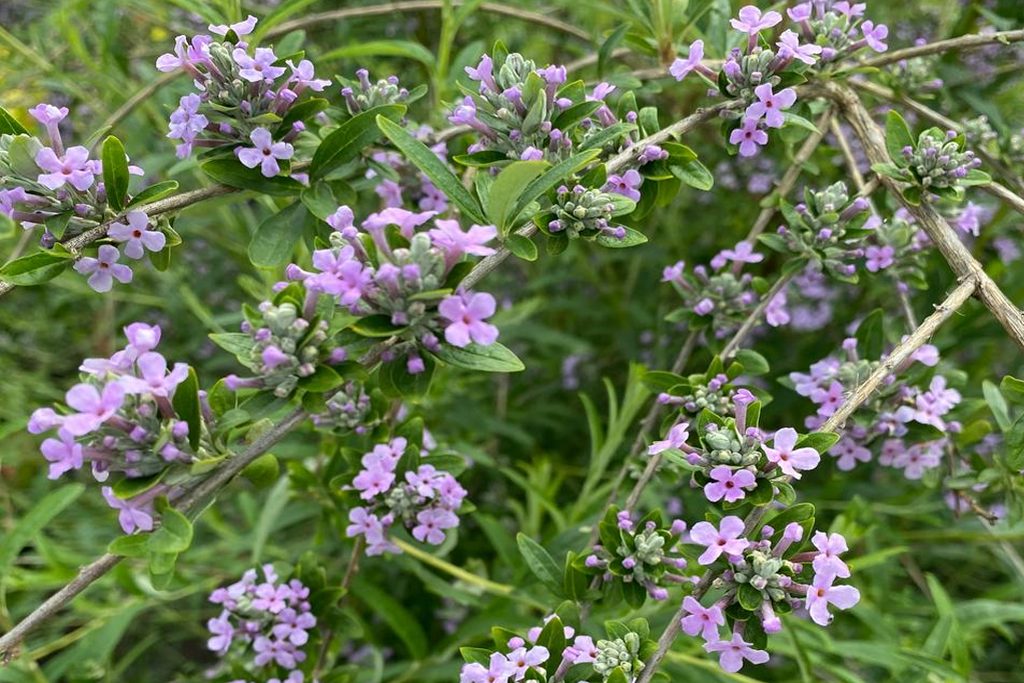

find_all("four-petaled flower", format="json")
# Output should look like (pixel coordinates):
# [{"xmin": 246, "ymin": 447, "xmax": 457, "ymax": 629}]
[
  {"xmin": 777, "ymin": 29, "xmax": 822, "ymax": 65},
  {"xmin": 729, "ymin": 5, "xmax": 782, "ymax": 35},
  {"xmin": 439, "ymin": 292, "xmax": 499, "ymax": 347},
  {"xmin": 805, "ymin": 573, "xmax": 861, "ymax": 625},
  {"xmin": 428, "ymin": 220, "xmax": 497, "ymax": 268},
  {"xmin": 62, "ymin": 381, "xmax": 125, "ymax": 436},
  {"xmin": 704, "ymin": 465, "xmax": 756, "ymax": 503},
  {"xmin": 233, "ymin": 47, "xmax": 287, "ymax": 83},
  {"xmin": 745, "ymin": 84, "xmax": 797, "ymax": 129},
  {"xmin": 812, "ymin": 531, "xmax": 852, "ymax": 578},
  {"xmin": 237, "ymin": 127, "xmax": 294, "ymax": 177},
  {"xmin": 109, "ymin": 210, "xmax": 166, "ymax": 259},
  {"xmin": 604, "ymin": 169, "xmax": 642, "ymax": 202},
  {"xmin": 729, "ymin": 119, "xmax": 768, "ymax": 157},
  {"xmin": 507, "ymin": 645, "xmax": 548, "ymax": 681},
  {"xmin": 460, "ymin": 652, "xmax": 515, "ymax": 683},
  {"xmin": 670, "ymin": 40, "xmax": 706, "ymax": 81},
  {"xmin": 680, "ymin": 596, "xmax": 725, "ymax": 642},
  {"xmin": 762, "ymin": 427, "xmax": 821, "ymax": 479},
  {"xmin": 690, "ymin": 515, "xmax": 750, "ymax": 565},
  {"xmin": 120, "ymin": 352, "xmax": 190, "ymax": 398},
  {"xmin": 209, "ymin": 14, "xmax": 257, "ymax": 37},
  {"xmin": 861, "ymin": 21, "xmax": 889, "ymax": 53},
  {"xmin": 704, "ymin": 631, "xmax": 770, "ymax": 673},
  {"xmin": 36, "ymin": 145, "xmax": 94, "ymax": 191},
  {"xmin": 864, "ymin": 245, "xmax": 894, "ymax": 272},
  {"xmin": 40, "ymin": 429, "xmax": 83, "ymax": 479},
  {"xmin": 649, "ymin": 422, "xmax": 690, "ymax": 455}
]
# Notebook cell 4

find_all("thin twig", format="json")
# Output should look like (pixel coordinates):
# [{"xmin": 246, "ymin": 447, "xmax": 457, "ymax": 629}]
[
  {"xmin": 858, "ymin": 29, "xmax": 1024, "ymax": 68},
  {"xmin": 88, "ymin": 72, "xmax": 182, "ymax": 153},
  {"xmin": 825, "ymin": 80, "xmax": 1024, "ymax": 353},
  {"xmin": 265, "ymin": 1, "xmax": 593, "ymax": 42},
  {"xmin": 634, "ymin": 277, "xmax": 978, "ymax": 683}
]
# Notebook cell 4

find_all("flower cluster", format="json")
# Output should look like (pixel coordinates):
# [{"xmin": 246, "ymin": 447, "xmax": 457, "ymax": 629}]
[
  {"xmin": 345, "ymin": 437, "xmax": 467, "ymax": 555},
  {"xmin": 286, "ymin": 205, "xmax": 501, "ymax": 370},
  {"xmin": 760, "ymin": 181, "xmax": 873, "ymax": 282},
  {"xmin": 792, "ymin": 337, "xmax": 960, "ymax": 475},
  {"xmin": 309, "ymin": 380, "xmax": 380, "ymax": 434},
  {"xmin": 450, "ymin": 51, "xmax": 630, "ymax": 165},
  {"xmin": 899, "ymin": 128, "xmax": 983, "ymax": 191},
  {"xmin": 886, "ymin": 39, "xmax": 944, "ymax": 93},
  {"xmin": 671, "ymin": 3, "xmax": 889, "ymax": 157},
  {"xmin": 662, "ymin": 240, "xmax": 787, "ymax": 338},
  {"xmin": 156, "ymin": 15, "xmax": 328, "ymax": 173},
  {"xmin": 576, "ymin": 507, "xmax": 692, "ymax": 606},
  {"xmin": 206, "ymin": 565, "xmax": 316, "ymax": 673},
  {"xmin": 28, "ymin": 323, "xmax": 205, "ymax": 533},
  {"xmin": 859, "ymin": 208, "xmax": 930, "ymax": 288},
  {"xmin": 0, "ymin": 105, "xmax": 176, "ymax": 291},
  {"xmin": 460, "ymin": 616, "xmax": 658, "ymax": 683},
  {"xmin": 681, "ymin": 518, "xmax": 860, "ymax": 673}
]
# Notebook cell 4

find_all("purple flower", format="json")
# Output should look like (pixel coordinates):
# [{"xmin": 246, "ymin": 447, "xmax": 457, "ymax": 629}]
[
  {"xmin": 125, "ymin": 322, "xmax": 162, "ymax": 355},
  {"xmin": 272, "ymin": 608, "xmax": 316, "ymax": 646},
  {"xmin": 811, "ymin": 380, "xmax": 845, "ymax": 416},
  {"xmin": 287, "ymin": 59, "xmax": 331, "ymax": 92},
  {"xmin": 811, "ymin": 531, "xmax": 851, "ymax": 578},
  {"xmin": 864, "ymin": 245, "xmax": 894, "ymax": 272},
  {"xmin": 439, "ymin": 292, "xmax": 499, "ymax": 347},
  {"xmin": 253, "ymin": 636, "xmax": 300, "ymax": 669},
  {"xmin": 233, "ymin": 47, "xmax": 287, "ymax": 83},
  {"xmin": 121, "ymin": 352, "xmax": 190, "ymax": 398},
  {"xmin": 308, "ymin": 246, "xmax": 369, "ymax": 304},
  {"xmin": 834, "ymin": 1, "xmax": 866, "ymax": 16},
  {"xmin": 721, "ymin": 240, "xmax": 764, "ymax": 264},
  {"xmin": 730, "ymin": 5, "xmax": 782, "ymax": 35},
  {"xmin": 704, "ymin": 631, "xmax": 770, "ymax": 673},
  {"xmin": 0, "ymin": 187, "xmax": 29, "ymax": 219},
  {"xmin": 649, "ymin": 422, "xmax": 689, "ymax": 455},
  {"xmin": 207, "ymin": 614, "xmax": 235, "ymax": 654},
  {"xmin": 102, "ymin": 486, "xmax": 154, "ymax": 534},
  {"xmin": 352, "ymin": 464, "xmax": 395, "ymax": 500},
  {"xmin": 777, "ymin": 29, "xmax": 822, "ymax": 65},
  {"xmin": 346, "ymin": 507, "xmax": 385, "ymax": 542},
  {"xmin": 604, "ymin": 169, "xmax": 642, "ymax": 202},
  {"xmin": 62, "ymin": 381, "xmax": 124, "ymax": 436},
  {"xmin": 680, "ymin": 596, "xmax": 725, "ymax": 642},
  {"xmin": 428, "ymin": 220, "xmax": 497, "ymax": 268},
  {"xmin": 670, "ymin": 40, "xmax": 706, "ymax": 81},
  {"xmin": 507, "ymin": 646, "xmax": 548, "ymax": 680},
  {"xmin": 745, "ymin": 84, "xmax": 797, "ymax": 129},
  {"xmin": 237, "ymin": 128, "xmax": 293, "ymax": 177},
  {"xmin": 564, "ymin": 635, "xmax": 599, "ymax": 663},
  {"xmin": 729, "ymin": 119, "xmax": 768, "ymax": 157},
  {"xmin": 762, "ymin": 427, "xmax": 820, "ymax": 479},
  {"xmin": 29, "ymin": 103, "xmax": 68, "ymax": 127},
  {"xmin": 460, "ymin": 653, "xmax": 515, "ymax": 683},
  {"xmin": 828, "ymin": 436, "xmax": 872, "ymax": 470},
  {"xmin": 155, "ymin": 35, "xmax": 212, "ymax": 72},
  {"xmin": 805, "ymin": 573, "xmax": 860, "ymax": 625},
  {"xmin": 413, "ymin": 508, "xmax": 459, "ymax": 545},
  {"xmin": 690, "ymin": 515, "xmax": 749, "ymax": 565},
  {"xmin": 36, "ymin": 145, "xmax": 94, "ymax": 191},
  {"xmin": 662, "ymin": 260, "xmax": 686, "ymax": 282},
  {"xmin": 704, "ymin": 466, "xmax": 756, "ymax": 503},
  {"xmin": 464, "ymin": 55, "xmax": 498, "ymax": 93},
  {"xmin": 861, "ymin": 21, "xmax": 889, "ymax": 53},
  {"xmin": 209, "ymin": 14, "xmax": 257, "ymax": 37},
  {"xmin": 362, "ymin": 207, "xmax": 437, "ymax": 238},
  {"xmin": 787, "ymin": 3, "xmax": 812, "ymax": 22},
  {"xmin": 40, "ymin": 429, "xmax": 83, "ymax": 479},
  {"xmin": 109, "ymin": 210, "xmax": 166, "ymax": 260}
]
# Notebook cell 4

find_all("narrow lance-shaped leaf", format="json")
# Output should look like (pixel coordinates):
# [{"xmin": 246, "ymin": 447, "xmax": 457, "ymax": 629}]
[{"xmin": 102, "ymin": 135, "xmax": 130, "ymax": 212}]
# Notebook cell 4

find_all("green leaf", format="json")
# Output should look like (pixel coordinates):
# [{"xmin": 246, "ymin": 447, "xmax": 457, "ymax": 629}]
[
  {"xmin": 350, "ymin": 314, "xmax": 407, "ymax": 337},
  {"xmin": 782, "ymin": 112, "xmax": 820, "ymax": 134},
  {"xmin": 321, "ymin": 40, "xmax": 436, "ymax": 67},
  {"xmin": 0, "ymin": 484, "xmax": 84, "ymax": 575},
  {"xmin": 209, "ymin": 332, "xmax": 255, "ymax": 359},
  {"xmin": 297, "ymin": 365, "xmax": 345, "ymax": 392},
  {"xmin": 510, "ymin": 150, "xmax": 601, "ymax": 222},
  {"xmin": 146, "ymin": 506, "xmax": 193, "ymax": 554},
  {"xmin": 983, "ymin": 379, "xmax": 1012, "ymax": 432},
  {"xmin": 107, "ymin": 533, "xmax": 151, "ymax": 558},
  {"xmin": 461, "ymin": 647, "xmax": 494, "ymax": 666},
  {"xmin": 248, "ymin": 202, "xmax": 309, "ymax": 268},
  {"xmin": 310, "ymin": 104, "xmax": 405, "ymax": 180},
  {"xmin": 551, "ymin": 101, "xmax": 603, "ymax": 132},
  {"xmin": 433, "ymin": 342, "xmax": 525, "ymax": 373},
  {"xmin": 1000, "ymin": 375, "xmax": 1024, "ymax": 405},
  {"xmin": 128, "ymin": 180, "xmax": 179, "ymax": 208},
  {"xmin": 0, "ymin": 246, "xmax": 74, "ymax": 286},
  {"xmin": 487, "ymin": 161, "xmax": 547, "ymax": 234},
  {"xmin": 885, "ymin": 110, "xmax": 915, "ymax": 165},
  {"xmin": 738, "ymin": 583, "xmax": 762, "ymax": 610},
  {"xmin": 243, "ymin": 453, "xmax": 281, "ymax": 488},
  {"xmin": 101, "ymin": 136, "xmax": 130, "ymax": 212},
  {"xmin": 596, "ymin": 226, "xmax": 646, "ymax": 248},
  {"xmin": 516, "ymin": 533, "xmax": 565, "ymax": 598},
  {"xmin": 855, "ymin": 308, "xmax": 885, "ymax": 360},
  {"xmin": 505, "ymin": 233, "xmax": 538, "ymax": 261},
  {"xmin": 351, "ymin": 577, "xmax": 428, "ymax": 658},
  {"xmin": 171, "ymin": 367, "xmax": 202, "ymax": 450},
  {"xmin": 795, "ymin": 432, "xmax": 840, "ymax": 454},
  {"xmin": 202, "ymin": 158, "xmax": 303, "ymax": 196},
  {"xmin": 735, "ymin": 349, "xmax": 770, "ymax": 376},
  {"xmin": 0, "ymin": 105, "xmax": 29, "ymax": 135},
  {"xmin": 671, "ymin": 159, "xmax": 714, "ymax": 191},
  {"xmin": 376, "ymin": 115, "xmax": 486, "ymax": 223}
]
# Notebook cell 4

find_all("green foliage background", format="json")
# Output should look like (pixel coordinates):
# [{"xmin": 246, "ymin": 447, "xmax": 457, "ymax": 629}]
[{"xmin": 2, "ymin": 0, "xmax": 1024, "ymax": 681}]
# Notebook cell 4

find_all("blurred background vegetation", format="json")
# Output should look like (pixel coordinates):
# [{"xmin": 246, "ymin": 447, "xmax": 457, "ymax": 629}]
[{"xmin": 2, "ymin": 0, "xmax": 1024, "ymax": 681}]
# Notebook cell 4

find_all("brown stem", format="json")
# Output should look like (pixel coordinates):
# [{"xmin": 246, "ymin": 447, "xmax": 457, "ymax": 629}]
[{"xmin": 858, "ymin": 29, "xmax": 1024, "ymax": 69}]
